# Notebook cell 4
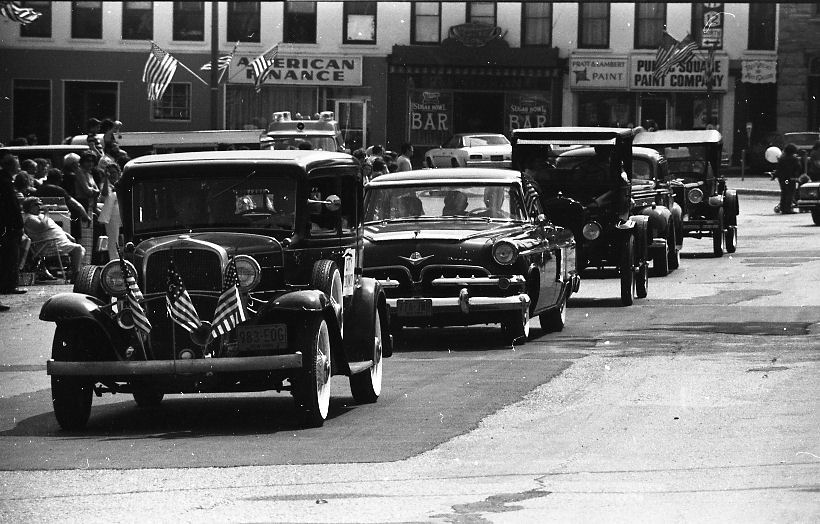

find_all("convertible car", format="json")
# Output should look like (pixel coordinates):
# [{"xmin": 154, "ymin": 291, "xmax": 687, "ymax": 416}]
[{"xmin": 424, "ymin": 133, "xmax": 512, "ymax": 169}]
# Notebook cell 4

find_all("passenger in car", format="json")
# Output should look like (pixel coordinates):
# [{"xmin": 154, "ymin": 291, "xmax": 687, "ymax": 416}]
[
  {"xmin": 397, "ymin": 194, "xmax": 424, "ymax": 217},
  {"xmin": 442, "ymin": 191, "xmax": 468, "ymax": 216}
]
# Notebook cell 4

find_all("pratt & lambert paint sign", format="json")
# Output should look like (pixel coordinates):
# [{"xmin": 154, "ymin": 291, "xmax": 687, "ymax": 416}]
[
  {"xmin": 232, "ymin": 55, "xmax": 363, "ymax": 86},
  {"xmin": 569, "ymin": 56, "xmax": 629, "ymax": 90},
  {"xmin": 630, "ymin": 54, "xmax": 729, "ymax": 92}
]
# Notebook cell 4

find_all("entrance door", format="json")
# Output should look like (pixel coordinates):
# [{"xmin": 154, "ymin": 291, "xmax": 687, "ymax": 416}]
[
  {"xmin": 454, "ymin": 92, "xmax": 504, "ymax": 134},
  {"xmin": 335, "ymin": 99, "xmax": 367, "ymax": 152},
  {"xmin": 640, "ymin": 97, "xmax": 667, "ymax": 130},
  {"xmin": 64, "ymin": 81, "xmax": 118, "ymax": 138}
]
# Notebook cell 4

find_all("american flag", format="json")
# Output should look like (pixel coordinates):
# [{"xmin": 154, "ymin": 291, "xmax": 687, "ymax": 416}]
[
  {"xmin": 142, "ymin": 41, "xmax": 178, "ymax": 101},
  {"xmin": 665, "ymin": 34, "xmax": 698, "ymax": 72},
  {"xmin": 250, "ymin": 44, "xmax": 279, "ymax": 93},
  {"xmin": 166, "ymin": 260, "xmax": 201, "ymax": 333},
  {"xmin": 118, "ymin": 250, "xmax": 151, "ymax": 335},
  {"xmin": 652, "ymin": 32, "xmax": 679, "ymax": 81},
  {"xmin": 654, "ymin": 33, "xmax": 699, "ymax": 81},
  {"xmin": 200, "ymin": 42, "xmax": 238, "ymax": 72},
  {"xmin": 210, "ymin": 258, "xmax": 247, "ymax": 338},
  {"xmin": 0, "ymin": 2, "xmax": 42, "ymax": 25}
]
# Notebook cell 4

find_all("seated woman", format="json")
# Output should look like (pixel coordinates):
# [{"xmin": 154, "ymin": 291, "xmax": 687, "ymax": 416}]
[{"xmin": 22, "ymin": 197, "xmax": 86, "ymax": 281}]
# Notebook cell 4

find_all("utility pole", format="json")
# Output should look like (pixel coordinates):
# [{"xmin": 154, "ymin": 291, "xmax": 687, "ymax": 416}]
[
  {"xmin": 210, "ymin": 1, "xmax": 219, "ymax": 130},
  {"xmin": 705, "ymin": 47, "xmax": 714, "ymax": 127}
]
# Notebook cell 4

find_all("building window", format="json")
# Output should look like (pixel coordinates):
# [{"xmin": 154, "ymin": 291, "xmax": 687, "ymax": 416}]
[
  {"xmin": 748, "ymin": 3, "xmax": 775, "ymax": 50},
  {"xmin": 411, "ymin": 2, "xmax": 440, "ymax": 44},
  {"xmin": 71, "ymin": 1, "xmax": 102, "ymax": 39},
  {"xmin": 122, "ymin": 1, "xmax": 153, "ymax": 40},
  {"xmin": 283, "ymin": 1, "xmax": 317, "ymax": 44},
  {"xmin": 578, "ymin": 2, "xmax": 609, "ymax": 49},
  {"xmin": 13, "ymin": 79, "xmax": 51, "ymax": 144},
  {"xmin": 810, "ymin": 58, "xmax": 820, "ymax": 131},
  {"xmin": 227, "ymin": 1, "xmax": 260, "ymax": 43},
  {"xmin": 634, "ymin": 2, "xmax": 665, "ymax": 49},
  {"xmin": 468, "ymin": 2, "xmax": 496, "ymax": 26},
  {"xmin": 173, "ymin": 1, "xmax": 203, "ymax": 41},
  {"xmin": 343, "ymin": 1, "xmax": 376, "ymax": 44},
  {"xmin": 20, "ymin": 1, "xmax": 51, "ymax": 37},
  {"xmin": 151, "ymin": 83, "xmax": 191, "ymax": 121},
  {"xmin": 691, "ymin": 4, "xmax": 722, "ymax": 50},
  {"xmin": 522, "ymin": 3, "xmax": 552, "ymax": 47}
]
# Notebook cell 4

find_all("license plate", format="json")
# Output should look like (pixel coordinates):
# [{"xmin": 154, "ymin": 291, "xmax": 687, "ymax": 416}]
[
  {"xmin": 237, "ymin": 324, "xmax": 287, "ymax": 352},
  {"xmin": 397, "ymin": 299, "xmax": 432, "ymax": 317}
]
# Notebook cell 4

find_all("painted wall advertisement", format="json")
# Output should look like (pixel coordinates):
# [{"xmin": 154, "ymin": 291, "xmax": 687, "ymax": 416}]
[
  {"xmin": 229, "ymin": 54, "xmax": 363, "ymax": 86},
  {"xmin": 630, "ymin": 54, "xmax": 729, "ymax": 92},
  {"xmin": 409, "ymin": 90, "xmax": 453, "ymax": 146},
  {"xmin": 505, "ymin": 93, "xmax": 551, "ymax": 134},
  {"xmin": 569, "ymin": 55, "xmax": 629, "ymax": 90},
  {"xmin": 741, "ymin": 59, "xmax": 777, "ymax": 84}
]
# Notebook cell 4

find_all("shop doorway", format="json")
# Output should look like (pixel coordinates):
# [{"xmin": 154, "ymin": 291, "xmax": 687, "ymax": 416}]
[
  {"xmin": 334, "ymin": 99, "xmax": 368, "ymax": 152},
  {"xmin": 454, "ymin": 92, "xmax": 504, "ymax": 134},
  {"xmin": 13, "ymin": 79, "xmax": 51, "ymax": 144},
  {"xmin": 63, "ymin": 81, "xmax": 118, "ymax": 139},
  {"xmin": 640, "ymin": 97, "xmax": 667, "ymax": 130}
]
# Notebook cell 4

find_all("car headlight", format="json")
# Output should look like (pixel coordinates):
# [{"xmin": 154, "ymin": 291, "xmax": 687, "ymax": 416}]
[
  {"xmin": 687, "ymin": 188, "xmax": 704, "ymax": 204},
  {"xmin": 582, "ymin": 221, "xmax": 602, "ymax": 240},
  {"xmin": 492, "ymin": 240, "xmax": 518, "ymax": 265},
  {"xmin": 232, "ymin": 255, "xmax": 261, "ymax": 291},
  {"xmin": 100, "ymin": 259, "xmax": 138, "ymax": 297}
]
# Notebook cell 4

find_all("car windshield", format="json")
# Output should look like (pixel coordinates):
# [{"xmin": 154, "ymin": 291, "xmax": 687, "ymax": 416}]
[
  {"xmin": 784, "ymin": 133, "xmax": 820, "ymax": 147},
  {"xmin": 661, "ymin": 145, "xmax": 710, "ymax": 179},
  {"xmin": 261, "ymin": 136, "xmax": 337, "ymax": 151},
  {"xmin": 130, "ymin": 167, "xmax": 297, "ymax": 234},
  {"xmin": 632, "ymin": 158, "xmax": 653, "ymax": 181},
  {"xmin": 365, "ymin": 183, "xmax": 527, "ymax": 223}
]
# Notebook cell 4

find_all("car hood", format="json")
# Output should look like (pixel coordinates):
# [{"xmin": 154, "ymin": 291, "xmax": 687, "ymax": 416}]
[
  {"xmin": 136, "ymin": 231, "xmax": 283, "ymax": 257},
  {"xmin": 364, "ymin": 220, "xmax": 523, "ymax": 243}
]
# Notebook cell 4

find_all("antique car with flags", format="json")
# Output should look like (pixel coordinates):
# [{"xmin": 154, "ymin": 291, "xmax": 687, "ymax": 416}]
[
  {"xmin": 511, "ymin": 127, "xmax": 653, "ymax": 306},
  {"xmin": 40, "ymin": 150, "xmax": 390, "ymax": 429},
  {"xmin": 424, "ymin": 133, "xmax": 513, "ymax": 169},
  {"xmin": 634, "ymin": 130, "xmax": 738, "ymax": 256},
  {"xmin": 363, "ymin": 168, "xmax": 580, "ymax": 344}
]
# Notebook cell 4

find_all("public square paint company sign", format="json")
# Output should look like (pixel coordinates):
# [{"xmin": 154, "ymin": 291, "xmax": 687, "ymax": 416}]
[{"xmin": 232, "ymin": 54, "xmax": 363, "ymax": 86}]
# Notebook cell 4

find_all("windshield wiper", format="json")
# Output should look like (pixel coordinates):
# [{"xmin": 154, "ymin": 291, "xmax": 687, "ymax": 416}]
[{"xmin": 209, "ymin": 170, "xmax": 256, "ymax": 201}]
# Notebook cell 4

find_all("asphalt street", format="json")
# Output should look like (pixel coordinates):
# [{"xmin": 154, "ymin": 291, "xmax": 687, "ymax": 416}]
[{"xmin": 0, "ymin": 191, "xmax": 818, "ymax": 523}]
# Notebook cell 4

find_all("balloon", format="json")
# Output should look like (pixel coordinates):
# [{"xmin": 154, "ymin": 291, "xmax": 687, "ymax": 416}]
[{"xmin": 765, "ymin": 146, "xmax": 782, "ymax": 164}]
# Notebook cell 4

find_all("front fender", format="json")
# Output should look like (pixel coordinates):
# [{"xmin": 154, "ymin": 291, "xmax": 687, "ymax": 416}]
[
  {"xmin": 39, "ymin": 292, "xmax": 128, "ymax": 356},
  {"xmin": 345, "ymin": 277, "xmax": 392, "ymax": 360},
  {"xmin": 635, "ymin": 205, "xmax": 672, "ymax": 237}
]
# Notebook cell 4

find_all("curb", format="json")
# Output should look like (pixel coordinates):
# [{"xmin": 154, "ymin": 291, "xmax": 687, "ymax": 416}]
[{"xmin": 734, "ymin": 188, "xmax": 779, "ymax": 196}]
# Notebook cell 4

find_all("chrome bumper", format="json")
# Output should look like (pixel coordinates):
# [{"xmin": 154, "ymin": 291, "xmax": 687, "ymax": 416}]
[
  {"xmin": 47, "ymin": 354, "xmax": 304, "ymax": 377},
  {"xmin": 387, "ymin": 292, "xmax": 530, "ymax": 316},
  {"xmin": 377, "ymin": 275, "xmax": 525, "ymax": 289}
]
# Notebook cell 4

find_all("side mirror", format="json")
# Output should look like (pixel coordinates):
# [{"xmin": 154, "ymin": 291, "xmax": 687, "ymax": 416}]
[
  {"xmin": 765, "ymin": 146, "xmax": 782, "ymax": 164},
  {"xmin": 550, "ymin": 227, "xmax": 575, "ymax": 246},
  {"xmin": 308, "ymin": 194, "xmax": 342, "ymax": 212},
  {"xmin": 535, "ymin": 213, "xmax": 548, "ymax": 225}
]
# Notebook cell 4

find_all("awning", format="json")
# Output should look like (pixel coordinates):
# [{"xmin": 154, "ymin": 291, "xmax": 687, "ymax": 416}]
[{"xmin": 389, "ymin": 44, "xmax": 563, "ymax": 78}]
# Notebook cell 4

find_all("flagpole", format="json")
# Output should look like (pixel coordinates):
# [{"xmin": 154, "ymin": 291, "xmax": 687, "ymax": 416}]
[
  {"xmin": 218, "ymin": 42, "xmax": 239, "ymax": 84},
  {"xmin": 210, "ymin": 1, "xmax": 219, "ymax": 129}
]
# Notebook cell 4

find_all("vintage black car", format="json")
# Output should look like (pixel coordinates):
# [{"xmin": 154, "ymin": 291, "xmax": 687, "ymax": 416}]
[
  {"xmin": 363, "ymin": 169, "xmax": 580, "ymax": 344},
  {"xmin": 634, "ymin": 130, "xmax": 738, "ymax": 256},
  {"xmin": 796, "ymin": 181, "xmax": 820, "ymax": 225},
  {"xmin": 511, "ymin": 127, "xmax": 652, "ymax": 306},
  {"xmin": 41, "ymin": 150, "xmax": 391, "ymax": 429}
]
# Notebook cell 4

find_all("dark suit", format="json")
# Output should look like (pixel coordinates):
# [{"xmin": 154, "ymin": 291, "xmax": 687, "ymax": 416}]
[{"xmin": 0, "ymin": 170, "xmax": 23, "ymax": 291}]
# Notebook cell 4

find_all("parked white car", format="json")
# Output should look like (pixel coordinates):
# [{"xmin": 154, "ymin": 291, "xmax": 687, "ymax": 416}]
[{"xmin": 424, "ymin": 133, "xmax": 512, "ymax": 169}]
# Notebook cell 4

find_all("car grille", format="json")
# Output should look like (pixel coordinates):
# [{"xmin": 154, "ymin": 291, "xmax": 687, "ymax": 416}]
[
  {"xmin": 145, "ymin": 248, "xmax": 223, "ymax": 293},
  {"xmin": 144, "ymin": 294, "xmax": 219, "ymax": 360},
  {"xmin": 490, "ymin": 155, "xmax": 504, "ymax": 162}
]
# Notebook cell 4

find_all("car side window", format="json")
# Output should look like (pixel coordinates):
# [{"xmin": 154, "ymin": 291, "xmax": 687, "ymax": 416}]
[{"xmin": 307, "ymin": 176, "xmax": 356, "ymax": 237}]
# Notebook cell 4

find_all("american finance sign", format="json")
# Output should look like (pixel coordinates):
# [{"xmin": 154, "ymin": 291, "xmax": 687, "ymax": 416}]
[
  {"xmin": 232, "ymin": 55, "xmax": 363, "ymax": 86},
  {"xmin": 630, "ymin": 54, "xmax": 729, "ymax": 92}
]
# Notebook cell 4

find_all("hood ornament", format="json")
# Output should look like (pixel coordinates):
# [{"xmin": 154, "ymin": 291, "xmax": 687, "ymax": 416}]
[{"xmin": 399, "ymin": 251, "xmax": 434, "ymax": 266}]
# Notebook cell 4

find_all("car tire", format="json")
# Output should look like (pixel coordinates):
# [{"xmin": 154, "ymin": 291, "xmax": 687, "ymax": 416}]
[
  {"xmin": 133, "ymin": 391, "xmax": 164, "ymax": 407},
  {"xmin": 713, "ymin": 208, "xmax": 724, "ymax": 257},
  {"xmin": 636, "ymin": 260, "xmax": 649, "ymax": 299},
  {"xmin": 350, "ymin": 309, "xmax": 383, "ymax": 404},
  {"xmin": 667, "ymin": 225, "xmax": 680, "ymax": 270},
  {"xmin": 812, "ymin": 208, "xmax": 820, "ymax": 225},
  {"xmin": 539, "ymin": 293, "xmax": 566, "ymax": 333},
  {"xmin": 51, "ymin": 326, "xmax": 93, "ymax": 430},
  {"xmin": 450, "ymin": 158, "xmax": 460, "ymax": 168},
  {"xmin": 501, "ymin": 307, "xmax": 530, "ymax": 345},
  {"xmin": 652, "ymin": 239, "xmax": 670, "ymax": 277},
  {"xmin": 311, "ymin": 260, "xmax": 343, "ymax": 337},
  {"xmin": 297, "ymin": 317, "xmax": 331, "ymax": 427},
  {"xmin": 73, "ymin": 265, "xmax": 105, "ymax": 300},
  {"xmin": 620, "ymin": 235, "xmax": 636, "ymax": 307},
  {"xmin": 724, "ymin": 226, "xmax": 737, "ymax": 254}
]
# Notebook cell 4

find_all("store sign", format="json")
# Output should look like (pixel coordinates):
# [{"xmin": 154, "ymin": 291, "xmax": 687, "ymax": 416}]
[
  {"xmin": 409, "ymin": 91, "xmax": 452, "ymax": 146},
  {"xmin": 630, "ymin": 55, "xmax": 729, "ymax": 92},
  {"xmin": 742, "ymin": 59, "xmax": 777, "ymax": 84},
  {"xmin": 699, "ymin": 3, "xmax": 724, "ymax": 49},
  {"xmin": 231, "ymin": 55, "xmax": 363, "ymax": 86},
  {"xmin": 505, "ymin": 93, "xmax": 550, "ymax": 133},
  {"xmin": 569, "ymin": 55, "xmax": 629, "ymax": 90},
  {"xmin": 447, "ymin": 23, "xmax": 504, "ymax": 47}
]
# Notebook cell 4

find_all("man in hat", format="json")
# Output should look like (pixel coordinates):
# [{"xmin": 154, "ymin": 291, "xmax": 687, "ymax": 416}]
[
  {"xmin": 86, "ymin": 117, "xmax": 103, "ymax": 156},
  {"xmin": 22, "ymin": 196, "xmax": 86, "ymax": 281}
]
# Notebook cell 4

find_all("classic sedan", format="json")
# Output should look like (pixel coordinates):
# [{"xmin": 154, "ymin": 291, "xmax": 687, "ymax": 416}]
[
  {"xmin": 363, "ymin": 168, "xmax": 580, "ymax": 344},
  {"xmin": 424, "ymin": 133, "xmax": 512, "ymax": 169}
]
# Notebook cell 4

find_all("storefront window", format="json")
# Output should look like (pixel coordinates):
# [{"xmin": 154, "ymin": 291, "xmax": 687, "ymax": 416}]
[
  {"xmin": 412, "ymin": 2, "xmax": 440, "ymax": 44},
  {"xmin": 20, "ymin": 1, "xmax": 51, "ymax": 38},
  {"xmin": 748, "ymin": 3, "xmax": 775, "ymax": 51},
  {"xmin": 343, "ymin": 1, "xmax": 376, "ymax": 44},
  {"xmin": 578, "ymin": 2, "xmax": 609, "ymax": 49},
  {"xmin": 634, "ymin": 3, "xmax": 665, "ymax": 49},
  {"xmin": 122, "ymin": 1, "xmax": 153, "ymax": 41},
  {"xmin": 284, "ymin": 1, "xmax": 317, "ymax": 44},
  {"xmin": 13, "ymin": 79, "xmax": 51, "ymax": 144},
  {"xmin": 228, "ymin": 1, "xmax": 260, "ymax": 43},
  {"xmin": 173, "ymin": 1, "xmax": 204, "ymax": 41},
  {"xmin": 522, "ymin": 3, "xmax": 552, "ymax": 47},
  {"xmin": 226, "ymin": 85, "xmax": 318, "ymax": 131},
  {"xmin": 578, "ymin": 92, "xmax": 632, "ymax": 127},
  {"xmin": 467, "ymin": 2, "xmax": 496, "ymax": 26},
  {"xmin": 151, "ymin": 83, "xmax": 191, "ymax": 121},
  {"xmin": 71, "ymin": 1, "xmax": 102, "ymax": 39}
]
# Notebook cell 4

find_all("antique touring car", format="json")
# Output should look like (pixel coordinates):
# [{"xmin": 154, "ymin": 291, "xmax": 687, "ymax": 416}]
[
  {"xmin": 634, "ymin": 130, "xmax": 738, "ymax": 256},
  {"xmin": 41, "ymin": 150, "xmax": 390, "ymax": 429},
  {"xmin": 511, "ymin": 127, "xmax": 653, "ymax": 306},
  {"xmin": 363, "ymin": 168, "xmax": 579, "ymax": 344}
]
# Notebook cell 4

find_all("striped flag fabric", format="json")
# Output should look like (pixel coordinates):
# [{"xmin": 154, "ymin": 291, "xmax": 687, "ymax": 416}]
[
  {"xmin": 166, "ymin": 260, "xmax": 201, "ymax": 333},
  {"xmin": 666, "ymin": 34, "xmax": 698, "ymax": 71},
  {"xmin": 200, "ymin": 42, "xmax": 238, "ymax": 72},
  {"xmin": 250, "ymin": 44, "xmax": 279, "ymax": 93},
  {"xmin": 210, "ymin": 258, "xmax": 247, "ymax": 338},
  {"xmin": 0, "ymin": 1, "xmax": 42, "ymax": 25},
  {"xmin": 652, "ymin": 32, "xmax": 679, "ymax": 81},
  {"xmin": 142, "ymin": 41, "xmax": 178, "ymax": 101},
  {"xmin": 118, "ymin": 251, "xmax": 151, "ymax": 335}
]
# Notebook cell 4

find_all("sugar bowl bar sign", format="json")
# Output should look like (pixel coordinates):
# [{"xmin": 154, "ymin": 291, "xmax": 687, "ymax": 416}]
[{"xmin": 232, "ymin": 54, "xmax": 363, "ymax": 86}]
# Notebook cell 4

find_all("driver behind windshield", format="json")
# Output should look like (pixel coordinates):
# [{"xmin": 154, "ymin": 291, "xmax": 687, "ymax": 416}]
[{"xmin": 475, "ymin": 187, "xmax": 510, "ymax": 218}]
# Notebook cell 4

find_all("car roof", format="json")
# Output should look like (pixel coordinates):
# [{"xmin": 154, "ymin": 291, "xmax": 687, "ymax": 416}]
[
  {"xmin": 633, "ymin": 129, "xmax": 722, "ymax": 146},
  {"xmin": 3, "ymin": 145, "xmax": 89, "ymax": 154},
  {"xmin": 126, "ymin": 149, "xmax": 357, "ymax": 170},
  {"xmin": 512, "ymin": 126, "xmax": 634, "ymax": 145},
  {"xmin": 367, "ymin": 168, "xmax": 520, "ymax": 186},
  {"xmin": 558, "ymin": 145, "xmax": 663, "ymax": 161},
  {"xmin": 452, "ymin": 132, "xmax": 506, "ymax": 137}
]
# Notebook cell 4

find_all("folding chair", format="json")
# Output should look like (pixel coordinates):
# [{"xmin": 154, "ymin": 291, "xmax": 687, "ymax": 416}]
[{"xmin": 29, "ymin": 238, "xmax": 69, "ymax": 284}]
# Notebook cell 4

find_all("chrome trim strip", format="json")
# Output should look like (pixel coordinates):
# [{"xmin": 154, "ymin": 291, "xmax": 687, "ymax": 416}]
[
  {"xmin": 376, "ymin": 278, "xmax": 401, "ymax": 289},
  {"xmin": 431, "ymin": 275, "xmax": 526, "ymax": 286},
  {"xmin": 47, "ymin": 354, "xmax": 304, "ymax": 376},
  {"xmin": 386, "ymin": 293, "xmax": 529, "ymax": 313}
]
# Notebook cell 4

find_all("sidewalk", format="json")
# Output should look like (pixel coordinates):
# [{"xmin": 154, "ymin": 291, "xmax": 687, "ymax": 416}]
[{"xmin": 725, "ymin": 173, "xmax": 780, "ymax": 196}]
